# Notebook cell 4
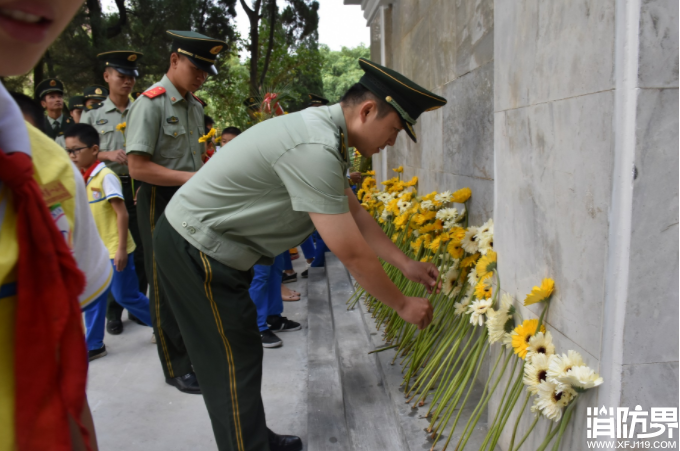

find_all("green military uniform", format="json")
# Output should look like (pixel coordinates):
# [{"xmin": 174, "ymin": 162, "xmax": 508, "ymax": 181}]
[
  {"xmin": 35, "ymin": 78, "xmax": 74, "ymax": 144},
  {"xmin": 82, "ymin": 50, "xmax": 148, "ymax": 325},
  {"xmin": 125, "ymin": 31, "xmax": 225, "ymax": 386},
  {"xmin": 83, "ymin": 85, "xmax": 108, "ymax": 111},
  {"xmin": 153, "ymin": 57, "xmax": 446, "ymax": 451},
  {"xmin": 308, "ymin": 93, "xmax": 329, "ymax": 107}
]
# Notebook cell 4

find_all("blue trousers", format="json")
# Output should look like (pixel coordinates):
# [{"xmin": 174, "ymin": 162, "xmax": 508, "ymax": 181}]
[
  {"xmin": 249, "ymin": 253, "xmax": 285, "ymax": 332},
  {"xmin": 311, "ymin": 232, "xmax": 329, "ymax": 267},
  {"xmin": 300, "ymin": 236, "xmax": 316, "ymax": 260},
  {"xmin": 283, "ymin": 250, "xmax": 293, "ymax": 271},
  {"xmin": 83, "ymin": 251, "xmax": 152, "ymax": 351}
]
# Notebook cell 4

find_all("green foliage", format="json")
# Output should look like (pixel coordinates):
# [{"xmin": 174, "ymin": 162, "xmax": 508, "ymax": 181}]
[{"xmin": 320, "ymin": 43, "xmax": 370, "ymax": 103}]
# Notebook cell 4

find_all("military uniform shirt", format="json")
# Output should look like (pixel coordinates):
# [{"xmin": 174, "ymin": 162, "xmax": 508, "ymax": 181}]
[
  {"xmin": 124, "ymin": 75, "xmax": 204, "ymax": 172},
  {"xmin": 165, "ymin": 103, "xmax": 351, "ymax": 271},
  {"xmin": 81, "ymin": 96, "xmax": 131, "ymax": 175}
]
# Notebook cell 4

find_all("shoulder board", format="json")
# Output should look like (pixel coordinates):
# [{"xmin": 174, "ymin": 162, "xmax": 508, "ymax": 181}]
[
  {"xmin": 142, "ymin": 87, "xmax": 166, "ymax": 99},
  {"xmin": 190, "ymin": 92, "xmax": 206, "ymax": 107}
]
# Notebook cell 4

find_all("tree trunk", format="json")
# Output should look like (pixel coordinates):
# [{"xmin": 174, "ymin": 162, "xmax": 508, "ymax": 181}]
[
  {"xmin": 259, "ymin": 0, "xmax": 277, "ymax": 88},
  {"xmin": 240, "ymin": 0, "xmax": 262, "ymax": 97},
  {"xmin": 33, "ymin": 56, "xmax": 45, "ymax": 94}
]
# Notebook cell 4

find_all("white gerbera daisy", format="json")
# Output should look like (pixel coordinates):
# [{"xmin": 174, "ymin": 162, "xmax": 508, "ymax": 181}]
[
  {"xmin": 454, "ymin": 296, "xmax": 472, "ymax": 316},
  {"xmin": 523, "ymin": 353, "xmax": 551, "ymax": 394},
  {"xmin": 435, "ymin": 191, "xmax": 453, "ymax": 203},
  {"xmin": 442, "ymin": 266, "xmax": 460, "ymax": 297},
  {"xmin": 436, "ymin": 208, "xmax": 458, "ymax": 222},
  {"xmin": 456, "ymin": 208, "xmax": 467, "ymax": 223},
  {"xmin": 526, "ymin": 331, "xmax": 556, "ymax": 364},
  {"xmin": 477, "ymin": 218, "xmax": 494, "ymax": 236},
  {"xmin": 420, "ymin": 200, "xmax": 435, "ymax": 211},
  {"xmin": 467, "ymin": 267, "xmax": 478, "ymax": 286},
  {"xmin": 461, "ymin": 226, "xmax": 480, "ymax": 254},
  {"xmin": 443, "ymin": 219, "xmax": 460, "ymax": 230},
  {"xmin": 380, "ymin": 209, "xmax": 393, "ymax": 221},
  {"xmin": 477, "ymin": 232, "xmax": 494, "ymax": 255},
  {"xmin": 556, "ymin": 366, "xmax": 603, "ymax": 392},
  {"xmin": 534, "ymin": 380, "xmax": 577, "ymax": 422},
  {"xmin": 467, "ymin": 298, "xmax": 493, "ymax": 326},
  {"xmin": 397, "ymin": 200, "xmax": 412, "ymax": 213},
  {"xmin": 547, "ymin": 351, "xmax": 585, "ymax": 384},
  {"xmin": 486, "ymin": 308, "xmax": 508, "ymax": 344}
]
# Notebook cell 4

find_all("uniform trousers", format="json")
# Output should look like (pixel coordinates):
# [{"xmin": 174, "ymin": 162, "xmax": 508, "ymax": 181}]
[
  {"xmin": 83, "ymin": 252, "xmax": 152, "ymax": 351},
  {"xmin": 136, "ymin": 183, "xmax": 192, "ymax": 380},
  {"xmin": 300, "ymin": 237, "xmax": 315, "ymax": 260},
  {"xmin": 107, "ymin": 178, "xmax": 148, "ymax": 321},
  {"xmin": 154, "ymin": 213, "xmax": 269, "ymax": 451},
  {"xmin": 310, "ymin": 231, "xmax": 329, "ymax": 267},
  {"xmin": 249, "ymin": 254, "xmax": 285, "ymax": 332}
]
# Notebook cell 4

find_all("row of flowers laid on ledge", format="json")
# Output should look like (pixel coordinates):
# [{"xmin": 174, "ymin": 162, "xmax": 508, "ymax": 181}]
[{"xmin": 349, "ymin": 167, "xmax": 603, "ymax": 451}]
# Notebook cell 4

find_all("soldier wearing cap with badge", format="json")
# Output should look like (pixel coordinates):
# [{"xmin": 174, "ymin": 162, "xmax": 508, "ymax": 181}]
[
  {"xmin": 83, "ymin": 84, "xmax": 108, "ymax": 110},
  {"xmin": 35, "ymin": 78, "xmax": 74, "ymax": 143},
  {"xmin": 81, "ymin": 50, "xmax": 148, "ymax": 335},
  {"xmin": 308, "ymin": 93, "xmax": 328, "ymax": 107},
  {"xmin": 68, "ymin": 95, "xmax": 85, "ymax": 123},
  {"xmin": 125, "ymin": 30, "xmax": 226, "ymax": 396},
  {"xmin": 151, "ymin": 58, "xmax": 445, "ymax": 451}
]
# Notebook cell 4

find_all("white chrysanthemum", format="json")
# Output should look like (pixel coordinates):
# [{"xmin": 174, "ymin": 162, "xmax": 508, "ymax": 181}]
[
  {"xmin": 526, "ymin": 332, "xmax": 556, "ymax": 364},
  {"xmin": 467, "ymin": 298, "xmax": 492, "ymax": 326},
  {"xmin": 380, "ymin": 209, "xmax": 393, "ymax": 221},
  {"xmin": 547, "ymin": 351, "xmax": 585, "ymax": 384},
  {"xmin": 456, "ymin": 208, "xmax": 467, "ymax": 223},
  {"xmin": 477, "ymin": 218, "xmax": 494, "ymax": 236},
  {"xmin": 435, "ymin": 191, "xmax": 453, "ymax": 203},
  {"xmin": 397, "ymin": 200, "xmax": 412, "ymax": 213},
  {"xmin": 477, "ymin": 232, "xmax": 494, "ymax": 255},
  {"xmin": 413, "ymin": 229, "xmax": 420, "ymax": 237},
  {"xmin": 523, "ymin": 353, "xmax": 551, "ymax": 394},
  {"xmin": 420, "ymin": 200, "xmax": 435, "ymax": 211},
  {"xmin": 556, "ymin": 366, "xmax": 603, "ymax": 391},
  {"xmin": 436, "ymin": 208, "xmax": 458, "ymax": 222},
  {"xmin": 442, "ymin": 266, "xmax": 460, "ymax": 297},
  {"xmin": 534, "ymin": 380, "xmax": 577, "ymax": 422},
  {"xmin": 443, "ymin": 219, "xmax": 460, "ymax": 230},
  {"xmin": 486, "ymin": 307, "xmax": 509, "ymax": 344},
  {"xmin": 454, "ymin": 296, "xmax": 472, "ymax": 316},
  {"xmin": 461, "ymin": 226, "xmax": 480, "ymax": 254}
]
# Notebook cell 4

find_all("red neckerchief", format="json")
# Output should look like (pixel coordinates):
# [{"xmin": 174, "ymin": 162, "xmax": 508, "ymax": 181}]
[
  {"xmin": 81, "ymin": 161, "xmax": 100, "ymax": 184},
  {"xmin": 0, "ymin": 150, "xmax": 90, "ymax": 450}
]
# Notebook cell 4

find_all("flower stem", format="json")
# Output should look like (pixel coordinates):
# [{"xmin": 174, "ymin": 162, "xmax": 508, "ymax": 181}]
[{"xmin": 508, "ymin": 393, "xmax": 532, "ymax": 451}]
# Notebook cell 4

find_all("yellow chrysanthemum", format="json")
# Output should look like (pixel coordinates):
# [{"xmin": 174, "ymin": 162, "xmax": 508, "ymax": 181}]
[
  {"xmin": 405, "ymin": 176, "xmax": 418, "ymax": 187},
  {"xmin": 511, "ymin": 319, "xmax": 546, "ymax": 360},
  {"xmin": 449, "ymin": 226, "xmax": 466, "ymax": 245},
  {"xmin": 524, "ymin": 278, "xmax": 555, "ymax": 306},
  {"xmin": 447, "ymin": 241, "xmax": 464, "ymax": 259},
  {"xmin": 400, "ymin": 191, "xmax": 414, "ymax": 202},
  {"xmin": 451, "ymin": 187, "xmax": 472, "ymax": 203},
  {"xmin": 198, "ymin": 127, "xmax": 217, "ymax": 143},
  {"xmin": 365, "ymin": 170, "xmax": 376, "ymax": 176},
  {"xmin": 475, "ymin": 250, "xmax": 497, "ymax": 278},
  {"xmin": 393, "ymin": 165, "xmax": 404, "ymax": 173},
  {"xmin": 116, "ymin": 122, "xmax": 127, "ymax": 132},
  {"xmin": 391, "ymin": 233, "xmax": 399, "ymax": 243},
  {"xmin": 393, "ymin": 212, "xmax": 410, "ymax": 229},
  {"xmin": 422, "ymin": 192, "xmax": 437, "ymax": 202},
  {"xmin": 474, "ymin": 274, "xmax": 493, "ymax": 299},
  {"xmin": 461, "ymin": 253, "xmax": 481, "ymax": 268}
]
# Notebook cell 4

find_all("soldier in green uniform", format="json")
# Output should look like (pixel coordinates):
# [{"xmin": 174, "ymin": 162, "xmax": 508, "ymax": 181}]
[
  {"xmin": 126, "ymin": 30, "xmax": 226, "ymax": 394},
  {"xmin": 81, "ymin": 50, "xmax": 148, "ymax": 335},
  {"xmin": 152, "ymin": 58, "xmax": 445, "ymax": 451},
  {"xmin": 307, "ymin": 93, "xmax": 328, "ymax": 107},
  {"xmin": 68, "ymin": 95, "xmax": 85, "ymax": 123},
  {"xmin": 83, "ymin": 84, "xmax": 108, "ymax": 110},
  {"xmin": 35, "ymin": 78, "xmax": 74, "ymax": 143}
]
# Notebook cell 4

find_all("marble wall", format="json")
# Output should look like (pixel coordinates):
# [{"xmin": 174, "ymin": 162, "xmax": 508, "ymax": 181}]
[{"xmin": 355, "ymin": 0, "xmax": 678, "ymax": 449}]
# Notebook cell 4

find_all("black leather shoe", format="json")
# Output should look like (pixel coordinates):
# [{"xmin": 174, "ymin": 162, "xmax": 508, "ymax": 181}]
[
  {"xmin": 128, "ymin": 313, "xmax": 146, "ymax": 326},
  {"xmin": 106, "ymin": 319, "xmax": 123, "ymax": 335},
  {"xmin": 268, "ymin": 428, "xmax": 302, "ymax": 451},
  {"xmin": 165, "ymin": 372, "xmax": 202, "ymax": 394}
]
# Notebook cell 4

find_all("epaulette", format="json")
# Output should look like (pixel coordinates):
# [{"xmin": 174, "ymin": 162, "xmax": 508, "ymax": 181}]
[
  {"xmin": 191, "ymin": 92, "xmax": 206, "ymax": 107},
  {"xmin": 142, "ymin": 86, "xmax": 166, "ymax": 99}
]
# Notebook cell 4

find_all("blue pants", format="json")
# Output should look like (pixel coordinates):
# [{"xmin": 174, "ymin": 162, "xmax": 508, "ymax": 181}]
[
  {"xmin": 283, "ymin": 250, "xmax": 293, "ymax": 271},
  {"xmin": 311, "ymin": 231, "xmax": 329, "ymax": 267},
  {"xmin": 249, "ymin": 253, "xmax": 285, "ymax": 332},
  {"xmin": 83, "ymin": 252, "xmax": 152, "ymax": 351},
  {"xmin": 300, "ymin": 236, "xmax": 316, "ymax": 260}
]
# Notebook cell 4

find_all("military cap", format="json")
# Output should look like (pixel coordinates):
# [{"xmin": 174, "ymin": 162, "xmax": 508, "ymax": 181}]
[
  {"xmin": 35, "ymin": 78, "xmax": 64, "ymax": 99},
  {"xmin": 68, "ymin": 95, "xmax": 85, "ymax": 111},
  {"xmin": 83, "ymin": 85, "xmax": 109, "ymax": 101},
  {"xmin": 166, "ymin": 30, "xmax": 227, "ymax": 76},
  {"xmin": 243, "ymin": 96, "xmax": 259, "ymax": 111},
  {"xmin": 308, "ymin": 93, "xmax": 329, "ymax": 107},
  {"xmin": 358, "ymin": 58, "xmax": 447, "ymax": 142},
  {"xmin": 97, "ymin": 50, "xmax": 143, "ymax": 77}
]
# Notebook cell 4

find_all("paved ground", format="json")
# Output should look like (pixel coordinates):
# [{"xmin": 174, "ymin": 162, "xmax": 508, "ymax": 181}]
[{"xmin": 86, "ymin": 256, "xmax": 309, "ymax": 451}]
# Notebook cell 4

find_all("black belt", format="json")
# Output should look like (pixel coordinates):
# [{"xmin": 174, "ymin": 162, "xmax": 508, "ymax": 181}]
[{"xmin": 119, "ymin": 175, "xmax": 131, "ymax": 183}]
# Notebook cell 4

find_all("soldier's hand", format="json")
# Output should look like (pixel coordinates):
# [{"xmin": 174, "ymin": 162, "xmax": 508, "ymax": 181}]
[
  {"xmin": 402, "ymin": 259, "xmax": 441, "ymax": 294},
  {"xmin": 349, "ymin": 172, "xmax": 362, "ymax": 184},
  {"xmin": 396, "ymin": 296, "xmax": 433, "ymax": 330},
  {"xmin": 110, "ymin": 149, "xmax": 128, "ymax": 165}
]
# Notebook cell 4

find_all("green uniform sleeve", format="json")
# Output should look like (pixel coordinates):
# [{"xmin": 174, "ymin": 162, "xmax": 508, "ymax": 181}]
[
  {"xmin": 273, "ymin": 144, "xmax": 349, "ymax": 215},
  {"xmin": 125, "ymin": 96, "xmax": 161, "ymax": 156},
  {"xmin": 80, "ymin": 110, "xmax": 94, "ymax": 125}
]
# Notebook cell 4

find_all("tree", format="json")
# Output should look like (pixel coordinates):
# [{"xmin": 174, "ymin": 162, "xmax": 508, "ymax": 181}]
[{"xmin": 319, "ymin": 44, "xmax": 370, "ymax": 103}]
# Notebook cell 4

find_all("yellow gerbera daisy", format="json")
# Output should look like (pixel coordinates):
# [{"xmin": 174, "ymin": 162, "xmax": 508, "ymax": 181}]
[
  {"xmin": 451, "ymin": 187, "xmax": 472, "ymax": 203},
  {"xmin": 393, "ymin": 165, "xmax": 404, "ymax": 173},
  {"xmin": 447, "ymin": 241, "xmax": 464, "ymax": 259},
  {"xmin": 511, "ymin": 319, "xmax": 546, "ymax": 360},
  {"xmin": 524, "ymin": 278, "xmax": 555, "ymax": 306},
  {"xmin": 198, "ymin": 127, "xmax": 216, "ymax": 143},
  {"xmin": 461, "ymin": 253, "xmax": 481, "ymax": 268},
  {"xmin": 474, "ymin": 276, "xmax": 493, "ymax": 299},
  {"xmin": 449, "ymin": 226, "xmax": 466, "ymax": 245},
  {"xmin": 475, "ymin": 250, "xmax": 497, "ymax": 277},
  {"xmin": 116, "ymin": 122, "xmax": 127, "ymax": 132}
]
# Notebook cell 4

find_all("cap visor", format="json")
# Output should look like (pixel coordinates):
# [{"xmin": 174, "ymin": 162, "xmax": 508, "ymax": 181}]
[
  {"xmin": 188, "ymin": 56, "xmax": 217, "ymax": 75},
  {"xmin": 113, "ymin": 67, "xmax": 139, "ymax": 77},
  {"xmin": 403, "ymin": 118, "xmax": 417, "ymax": 143}
]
